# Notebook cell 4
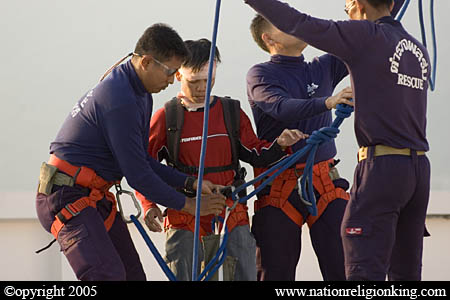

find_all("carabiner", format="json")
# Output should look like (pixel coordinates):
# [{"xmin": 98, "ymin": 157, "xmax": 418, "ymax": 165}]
[
  {"xmin": 297, "ymin": 175, "xmax": 314, "ymax": 206},
  {"xmin": 115, "ymin": 183, "xmax": 142, "ymax": 223}
]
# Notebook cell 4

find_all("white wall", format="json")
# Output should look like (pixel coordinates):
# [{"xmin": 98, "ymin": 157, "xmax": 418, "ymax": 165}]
[{"xmin": 0, "ymin": 192, "xmax": 448, "ymax": 281}]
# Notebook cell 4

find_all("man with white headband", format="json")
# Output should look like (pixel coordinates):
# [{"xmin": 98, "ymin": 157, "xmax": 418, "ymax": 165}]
[{"xmin": 137, "ymin": 38, "xmax": 308, "ymax": 280}]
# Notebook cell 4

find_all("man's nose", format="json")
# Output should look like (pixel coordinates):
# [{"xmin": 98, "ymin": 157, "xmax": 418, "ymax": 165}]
[{"xmin": 197, "ymin": 80, "xmax": 208, "ymax": 91}]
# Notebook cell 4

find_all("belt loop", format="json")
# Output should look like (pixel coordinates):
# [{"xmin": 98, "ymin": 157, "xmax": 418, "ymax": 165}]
[
  {"xmin": 367, "ymin": 146, "xmax": 375, "ymax": 162},
  {"xmin": 411, "ymin": 149, "xmax": 419, "ymax": 178}
]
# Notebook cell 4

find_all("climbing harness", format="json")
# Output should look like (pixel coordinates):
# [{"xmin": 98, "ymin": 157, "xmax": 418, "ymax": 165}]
[
  {"xmin": 233, "ymin": 103, "xmax": 354, "ymax": 216},
  {"xmin": 46, "ymin": 155, "xmax": 119, "ymax": 239}
]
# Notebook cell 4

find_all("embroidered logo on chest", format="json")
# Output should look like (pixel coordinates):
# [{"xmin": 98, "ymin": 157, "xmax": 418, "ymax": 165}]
[{"xmin": 307, "ymin": 83, "xmax": 319, "ymax": 96}]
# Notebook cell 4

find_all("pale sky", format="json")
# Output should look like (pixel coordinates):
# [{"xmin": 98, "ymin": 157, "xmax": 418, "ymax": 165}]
[{"xmin": 0, "ymin": 0, "xmax": 448, "ymax": 200}]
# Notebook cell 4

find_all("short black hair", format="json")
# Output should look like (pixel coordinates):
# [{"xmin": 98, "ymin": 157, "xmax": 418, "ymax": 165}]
[
  {"xmin": 250, "ymin": 14, "xmax": 272, "ymax": 53},
  {"xmin": 366, "ymin": 0, "xmax": 393, "ymax": 9},
  {"xmin": 182, "ymin": 38, "xmax": 221, "ymax": 72},
  {"xmin": 134, "ymin": 23, "xmax": 189, "ymax": 61}
]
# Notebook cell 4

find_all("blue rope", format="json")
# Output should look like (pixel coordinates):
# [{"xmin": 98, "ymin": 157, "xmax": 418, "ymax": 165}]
[
  {"xmin": 428, "ymin": 0, "xmax": 437, "ymax": 91},
  {"xmin": 196, "ymin": 218, "xmax": 229, "ymax": 281},
  {"xmin": 192, "ymin": 0, "xmax": 222, "ymax": 281},
  {"xmin": 204, "ymin": 248, "xmax": 227, "ymax": 281},
  {"xmin": 395, "ymin": 0, "xmax": 410, "ymax": 21},
  {"xmin": 130, "ymin": 215, "xmax": 177, "ymax": 281},
  {"xmin": 398, "ymin": 0, "xmax": 437, "ymax": 91},
  {"xmin": 232, "ymin": 103, "xmax": 354, "ymax": 216},
  {"xmin": 418, "ymin": 0, "xmax": 437, "ymax": 90}
]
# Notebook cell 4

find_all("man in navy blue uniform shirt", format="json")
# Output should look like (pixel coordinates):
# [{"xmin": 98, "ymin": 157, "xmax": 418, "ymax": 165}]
[
  {"xmin": 247, "ymin": 14, "xmax": 353, "ymax": 281},
  {"xmin": 36, "ymin": 24, "xmax": 226, "ymax": 281},
  {"xmin": 245, "ymin": 0, "xmax": 430, "ymax": 281}
]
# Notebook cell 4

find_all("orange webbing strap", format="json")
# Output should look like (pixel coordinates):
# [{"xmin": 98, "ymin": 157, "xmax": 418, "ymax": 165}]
[
  {"xmin": 254, "ymin": 160, "xmax": 349, "ymax": 228},
  {"xmin": 165, "ymin": 209, "xmax": 208, "ymax": 238},
  {"xmin": 48, "ymin": 154, "xmax": 118, "ymax": 239},
  {"xmin": 254, "ymin": 166, "xmax": 305, "ymax": 227},
  {"xmin": 305, "ymin": 159, "xmax": 349, "ymax": 228},
  {"xmin": 216, "ymin": 199, "xmax": 249, "ymax": 234},
  {"xmin": 165, "ymin": 200, "xmax": 249, "ymax": 238},
  {"xmin": 312, "ymin": 159, "xmax": 336, "ymax": 196},
  {"xmin": 306, "ymin": 187, "xmax": 349, "ymax": 228}
]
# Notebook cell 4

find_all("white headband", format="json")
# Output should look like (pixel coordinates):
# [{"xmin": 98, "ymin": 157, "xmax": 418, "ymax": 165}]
[{"xmin": 178, "ymin": 61, "xmax": 217, "ymax": 81}]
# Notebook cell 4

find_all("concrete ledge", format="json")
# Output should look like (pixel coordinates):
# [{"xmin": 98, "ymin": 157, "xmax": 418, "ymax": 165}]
[
  {"xmin": 1, "ymin": 190, "xmax": 449, "ymax": 219},
  {"xmin": 427, "ymin": 214, "xmax": 450, "ymax": 220}
]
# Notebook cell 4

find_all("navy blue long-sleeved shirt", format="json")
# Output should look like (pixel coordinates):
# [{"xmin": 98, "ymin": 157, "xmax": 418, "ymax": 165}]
[
  {"xmin": 50, "ymin": 60, "xmax": 187, "ymax": 210},
  {"xmin": 247, "ymin": 54, "xmax": 348, "ymax": 164},
  {"xmin": 246, "ymin": 0, "xmax": 429, "ymax": 151}
]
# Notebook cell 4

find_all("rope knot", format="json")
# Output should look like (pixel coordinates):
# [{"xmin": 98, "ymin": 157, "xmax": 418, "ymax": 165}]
[
  {"xmin": 306, "ymin": 127, "xmax": 340, "ymax": 146},
  {"xmin": 335, "ymin": 103, "xmax": 354, "ymax": 119}
]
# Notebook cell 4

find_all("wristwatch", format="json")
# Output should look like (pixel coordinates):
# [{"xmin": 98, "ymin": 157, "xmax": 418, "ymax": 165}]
[{"xmin": 184, "ymin": 176, "xmax": 197, "ymax": 194}]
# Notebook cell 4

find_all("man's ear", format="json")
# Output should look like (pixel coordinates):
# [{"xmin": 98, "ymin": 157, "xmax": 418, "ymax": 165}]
[
  {"xmin": 175, "ymin": 71, "xmax": 182, "ymax": 82},
  {"xmin": 141, "ymin": 55, "xmax": 153, "ymax": 71},
  {"xmin": 355, "ymin": 0, "xmax": 366, "ymax": 15},
  {"xmin": 389, "ymin": 0, "xmax": 395, "ymax": 13},
  {"xmin": 262, "ymin": 32, "xmax": 275, "ymax": 48}
]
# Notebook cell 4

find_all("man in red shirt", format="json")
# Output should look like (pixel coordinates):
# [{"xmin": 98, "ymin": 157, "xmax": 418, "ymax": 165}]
[{"xmin": 137, "ymin": 38, "xmax": 307, "ymax": 280}]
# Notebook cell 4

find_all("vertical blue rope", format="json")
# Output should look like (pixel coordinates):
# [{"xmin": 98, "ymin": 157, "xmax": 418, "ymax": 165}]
[
  {"xmin": 418, "ymin": 0, "xmax": 437, "ymax": 91},
  {"xmin": 429, "ymin": 0, "xmax": 437, "ymax": 90},
  {"xmin": 418, "ymin": 0, "xmax": 427, "ymax": 47},
  {"xmin": 192, "ymin": 0, "xmax": 222, "ymax": 281},
  {"xmin": 395, "ymin": 0, "xmax": 410, "ymax": 21}
]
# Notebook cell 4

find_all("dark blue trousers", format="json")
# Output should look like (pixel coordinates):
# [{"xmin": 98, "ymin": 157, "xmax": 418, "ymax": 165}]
[
  {"xmin": 36, "ymin": 185, "xmax": 146, "ymax": 281},
  {"xmin": 251, "ymin": 192, "xmax": 347, "ymax": 281},
  {"xmin": 341, "ymin": 150, "xmax": 430, "ymax": 281}
]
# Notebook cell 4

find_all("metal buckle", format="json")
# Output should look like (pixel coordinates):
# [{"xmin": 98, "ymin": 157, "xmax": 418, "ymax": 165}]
[
  {"xmin": 56, "ymin": 204, "xmax": 79, "ymax": 224},
  {"xmin": 115, "ymin": 184, "xmax": 142, "ymax": 223},
  {"xmin": 227, "ymin": 186, "xmax": 240, "ymax": 212},
  {"xmin": 297, "ymin": 175, "xmax": 313, "ymax": 206},
  {"xmin": 65, "ymin": 204, "xmax": 80, "ymax": 217},
  {"xmin": 358, "ymin": 147, "xmax": 368, "ymax": 162}
]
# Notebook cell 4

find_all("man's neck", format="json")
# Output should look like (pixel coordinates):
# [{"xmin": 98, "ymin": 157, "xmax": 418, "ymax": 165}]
[
  {"xmin": 131, "ymin": 58, "xmax": 145, "ymax": 84},
  {"xmin": 270, "ymin": 46, "xmax": 306, "ymax": 57},
  {"xmin": 365, "ymin": 8, "xmax": 391, "ymax": 22}
]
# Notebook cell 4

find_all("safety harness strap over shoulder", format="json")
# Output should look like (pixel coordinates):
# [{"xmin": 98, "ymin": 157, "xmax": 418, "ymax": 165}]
[
  {"xmin": 220, "ymin": 96, "xmax": 240, "ymax": 173},
  {"xmin": 165, "ymin": 97, "xmax": 185, "ymax": 170},
  {"xmin": 164, "ymin": 96, "xmax": 241, "ymax": 176}
]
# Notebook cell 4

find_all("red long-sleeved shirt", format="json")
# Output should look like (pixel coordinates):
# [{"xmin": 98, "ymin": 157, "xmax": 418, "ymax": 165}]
[{"xmin": 137, "ymin": 96, "xmax": 288, "ymax": 215}]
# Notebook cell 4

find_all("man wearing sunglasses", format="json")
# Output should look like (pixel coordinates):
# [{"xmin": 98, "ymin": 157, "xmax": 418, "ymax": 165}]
[
  {"xmin": 244, "ymin": 0, "xmax": 432, "ymax": 281},
  {"xmin": 35, "ymin": 24, "xmax": 226, "ymax": 281}
]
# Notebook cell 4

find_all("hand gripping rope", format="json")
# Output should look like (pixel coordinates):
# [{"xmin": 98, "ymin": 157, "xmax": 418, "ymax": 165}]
[{"xmin": 232, "ymin": 103, "xmax": 354, "ymax": 216}]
